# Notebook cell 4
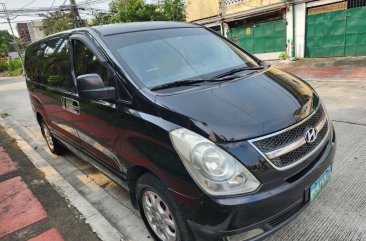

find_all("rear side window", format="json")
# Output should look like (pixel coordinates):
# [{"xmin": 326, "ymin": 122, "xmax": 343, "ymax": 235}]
[
  {"xmin": 72, "ymin": 40, "xmax": 111, "ymax": 87},
  {"xmin": 38, "ymin": 37, "xmax": 75, "ymax": 91},
  {"xmin": 25, "ymin": 44, "xmax": 39, "ymax": 82}
]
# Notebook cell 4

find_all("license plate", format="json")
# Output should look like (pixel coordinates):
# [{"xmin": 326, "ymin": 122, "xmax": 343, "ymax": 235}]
[{"xmin": 310, "ymin": 165, "xmax": 332, "ymax": 202}]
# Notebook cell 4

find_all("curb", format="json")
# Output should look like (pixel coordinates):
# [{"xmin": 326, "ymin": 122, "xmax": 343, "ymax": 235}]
[
  {"xmin": 304, "ymin": 78, "xmax": 366, "ymax": 83},
  {"xmin": 0, "ymin": 116, "xmax": 125, "ymax": 241}
]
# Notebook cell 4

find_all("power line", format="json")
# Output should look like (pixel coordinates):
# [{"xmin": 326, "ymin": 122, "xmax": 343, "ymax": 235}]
[
  {"xmin": 21, "ymin": 0, "xmax": 39, "ymax": 8},
  {"xmin": 0, "ymin": 18, "xmax": 44, "ymax": 24},
  {"xmin": 49, "ymin": 0, "xmax": 57, "ymax": 10}
]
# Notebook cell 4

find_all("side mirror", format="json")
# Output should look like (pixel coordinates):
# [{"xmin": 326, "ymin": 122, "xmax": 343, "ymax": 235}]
[{"xmin": 77, "ymin": 74, "xmax": 116, "ymax": 101}]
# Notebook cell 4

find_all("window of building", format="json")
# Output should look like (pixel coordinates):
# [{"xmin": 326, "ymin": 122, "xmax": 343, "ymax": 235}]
[{"xmin": 224, "ymin": 0, "xmax": 246, "ymax": 6}]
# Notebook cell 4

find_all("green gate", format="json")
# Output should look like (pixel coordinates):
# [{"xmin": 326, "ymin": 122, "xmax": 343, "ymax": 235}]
[
  {"xmin": 305, "ymin": 6, "xmax": 366, "ymax": 57},
  {"xmin": 228, "ymin": 19, "xmax": 286, "ymax": 54}
]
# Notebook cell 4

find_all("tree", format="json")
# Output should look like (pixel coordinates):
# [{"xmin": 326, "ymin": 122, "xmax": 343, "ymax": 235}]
[
  {"xmin": 113, "ymin": 0, "xmax": 159, "ymax": 22},
  {"xmin": 0, "ymin": 31, "xmax": 9, "ymax": 56},
  {"xmin": 161, "ymin": 0, "xmax": 185, "ymax": 21},
  {"xmin": 91, "ymin": 0, "xmax": 186, "ymax": 25},
  {"xmin": 0, "ymin": 30, "xmax": 19, "ymax": 56},
  {"xmin": 91, "ymin": 11, "xmax": 113, "ymax": 26},
  {"xmin": 42, "ymin": 11, "xmax": 75, "ymax": 36}
]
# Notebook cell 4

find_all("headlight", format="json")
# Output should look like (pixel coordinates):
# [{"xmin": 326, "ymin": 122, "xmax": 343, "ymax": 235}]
[{"xmin": 170, "ymin": 128, "xmax": 260, "ymax": 196}]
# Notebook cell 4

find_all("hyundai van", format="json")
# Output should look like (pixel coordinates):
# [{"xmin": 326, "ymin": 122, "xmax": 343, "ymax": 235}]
[{"xmin": 24, "ymin": 22, "xmax": 336, "ymax": 241}]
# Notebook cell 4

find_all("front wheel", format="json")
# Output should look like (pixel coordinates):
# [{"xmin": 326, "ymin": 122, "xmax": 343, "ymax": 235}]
[
  {"xmin": 136, "ymin": 173, "xmax": 195, "ymax": 241},
  {"xmin": 41, "ymin": 121, "xmax": 66, "ymax": 155}
]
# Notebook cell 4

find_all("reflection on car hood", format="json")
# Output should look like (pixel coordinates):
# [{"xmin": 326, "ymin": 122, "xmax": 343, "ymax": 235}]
[{"xmin": 155, "ymin": 67, "xmax": 319, "ymax": 142}]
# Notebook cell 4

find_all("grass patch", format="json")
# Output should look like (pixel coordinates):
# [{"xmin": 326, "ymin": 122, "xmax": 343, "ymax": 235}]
[
  {"xmin": 9, "ymin": 67, "xmax": 23, "ymax": 76},
  {"xmin": 0, "ymin": 112, "xmax": 10, "ymax": 118},
  {"xmin": 9, "ymin": 138, "xmax": 17, "ymax": 144}
]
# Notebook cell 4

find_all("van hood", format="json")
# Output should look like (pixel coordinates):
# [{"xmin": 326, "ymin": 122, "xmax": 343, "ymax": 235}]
[{"xmin": 155, "ymin": 67, "xmax": 320, "ymax": 142}]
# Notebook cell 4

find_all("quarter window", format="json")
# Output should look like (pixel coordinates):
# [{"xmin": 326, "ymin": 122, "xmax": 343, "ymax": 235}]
[
  {"xmin": 38, "ymin": 37, "xmax": 75, "ymax": 91},
  {"xmin": 25, "ymin": 44, "xmax": 39, "ymax": 82}
]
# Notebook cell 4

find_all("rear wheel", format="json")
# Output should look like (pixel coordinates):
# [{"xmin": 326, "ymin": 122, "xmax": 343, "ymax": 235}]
[
  {"xmin": 41, "ymin": 121, "xmax": 66, "ymax": 155},
  {"xmin": 136, "ymin": 173, "xmax": 195, "ymax": 241}
]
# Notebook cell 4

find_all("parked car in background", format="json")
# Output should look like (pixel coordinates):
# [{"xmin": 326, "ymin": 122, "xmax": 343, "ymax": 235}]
[{"xmin": 24, "ymin": 22, "xmax": 336, "ymax": 241}]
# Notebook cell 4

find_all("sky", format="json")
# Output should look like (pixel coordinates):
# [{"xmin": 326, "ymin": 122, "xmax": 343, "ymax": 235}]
[{"xmin": 0, "ymin": 0, "xmax": 112, "ymax": 35}]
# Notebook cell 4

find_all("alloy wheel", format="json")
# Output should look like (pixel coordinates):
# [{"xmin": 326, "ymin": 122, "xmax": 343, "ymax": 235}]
[
  {"xmin": 142, "ymin": 190, "xmax": 177, "ymax": 241},
  {"xmin": 43, "ymin": 123, "xmax": 54, "ymax": 150}
]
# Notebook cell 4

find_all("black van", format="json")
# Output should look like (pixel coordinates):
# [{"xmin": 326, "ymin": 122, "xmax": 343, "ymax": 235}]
[{"xmin": 24, "ymin": 22, "xmax": 336, "ymax": 241}]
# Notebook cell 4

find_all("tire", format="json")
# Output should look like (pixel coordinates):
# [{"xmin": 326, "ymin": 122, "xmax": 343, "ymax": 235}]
[
  {"xmin": 136, "ymin": 173, "xmax": 195, "ymax": 241},
  {"xmin": 40, "ymin": 121, "xmax": 66, "ymax": 155}
]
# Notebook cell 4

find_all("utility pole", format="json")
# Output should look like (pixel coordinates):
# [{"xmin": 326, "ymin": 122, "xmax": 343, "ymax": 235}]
[
  {"xmin": 70, "ymin": 0, "xmax": 82, "ymax": 28},
  {"xmin": 219, "ymin": 0, "xmax": 225, "ymax": 36},
  {"xmin": 0, "ymin": 3, "xmax": 24, "ymax": 69}
]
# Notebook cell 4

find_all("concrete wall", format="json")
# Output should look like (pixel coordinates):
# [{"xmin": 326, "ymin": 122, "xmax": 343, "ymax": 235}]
[
  {"xmin": 186, "ymin": 0, "xmax": 282, "ymax": 22},
  {"xmin": 295, "ymin": 3, "xmax": 306, "ymax": 58},
  {"xmin": 186, "ymin": 0, "xmax": 220, "ymax": 22},
  {"xmin": 225, "ymin": 0, "xmax": 282, "ymax": 15},
  {"xmin": 27, "ymin": 21, "xmax": 45, "ymax": 43},
  {"xmin": 286, "ymin": 6, "xmax": 294, "ymax": 57},
  {"xmin": 285, "ymin": 3, "xmax": 306, "ymax": 59}
]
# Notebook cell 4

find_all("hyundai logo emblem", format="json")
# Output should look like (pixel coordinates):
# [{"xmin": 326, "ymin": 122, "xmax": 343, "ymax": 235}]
[{"xmin": 305, "ymin": 128, "xmax": 317, "ymax": 143}]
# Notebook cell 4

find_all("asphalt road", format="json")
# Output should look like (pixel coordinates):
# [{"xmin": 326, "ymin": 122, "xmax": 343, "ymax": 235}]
[{"xmin": 1, "ymin": 76, "xmax": 366, "ymax": 241}]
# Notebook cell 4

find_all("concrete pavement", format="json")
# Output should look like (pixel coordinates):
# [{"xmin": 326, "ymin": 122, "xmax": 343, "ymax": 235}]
[
  {"xmin": 0, "ymin": 75, "xmax": 366, "ymax": 241},
  {"xmin": 0, "ymin": 77, "xmax": 148, "ymax": 241},
  {"xmin": 269, "ymin": 56, "xmax": 366, "ymax": 81},
  {"xmin": 0, "ymin": 127, "xmax": 100, "ymax": 241}
]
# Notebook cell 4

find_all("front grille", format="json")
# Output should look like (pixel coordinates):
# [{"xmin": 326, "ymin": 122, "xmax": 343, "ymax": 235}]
[
  {"xmin": 272, "ymin": 122, "xmax": 328, "ymax": 167},
  {"xmin": 251, "ymin": 104, "xmax": 329, "ymax": 170},
  {"xmin": 254, "ymin": 105, "xmax": 324, "ymax": 152}
]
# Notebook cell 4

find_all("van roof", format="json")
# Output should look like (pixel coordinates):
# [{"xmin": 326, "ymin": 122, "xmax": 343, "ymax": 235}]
[
  {"xmin": 27, "ymin": 21, "xmax": 201, "ymax": 47},
  {"xmin": 92, "ymin": 21, "xmax": 200, "ymax": 36}
]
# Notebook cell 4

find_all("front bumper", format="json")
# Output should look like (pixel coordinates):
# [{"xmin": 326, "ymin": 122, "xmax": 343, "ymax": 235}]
[{"xmin": 174, "ymin": 125, "xmax": 336, "ymax": 241}]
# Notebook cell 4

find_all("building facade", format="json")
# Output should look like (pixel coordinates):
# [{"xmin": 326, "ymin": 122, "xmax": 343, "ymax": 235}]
[
  {"xmin": 16, "ymin": 20, "xmax": 45, "ymax": 46},
  {"xmin": 16, "ymin": 22, "xmax": 32, "ymax": 47},
  {"xmin": 27, "ymin": 20, "xmax": 45, "ymax": 43},
  {"xmin": 186, "ymin": 0, "xmax": 366, "ymax": 59}
]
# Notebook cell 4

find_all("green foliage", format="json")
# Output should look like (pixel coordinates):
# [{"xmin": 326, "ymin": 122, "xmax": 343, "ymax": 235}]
[
  {"xmin": 42, "ymin": 11, "xmax": 75, "ymax": 36},
  {"xmin": 0, "ymin": 112, "xmax": 10, "ymax": 118},
  {"xmin": 9, "ymin": 67, "xmax": 23, "ymax": 76},
  {"xmin": 279, "ymin": 52, "xmax": 288, "ymax": 60},
  {"xmin": 0, "ymin": 32, "xmax": 8, "ymax": 56},
  {"xmin": 0, "ymin": 30, "xmax": 19, "ymax": 56},
  {"xmin": 47, "ymin": 75, "xmax": 63, "ymax": 87},
  {"xmin": 91, "ymin": 12, "xmax": 113, "ymax": 26},
  {"xmin": 161, "ymin": 0, "xmax": 185, "ymax": 21},
  {"xmin": 0, "ymin": 59, "xmax": 7, "ymax": 72},
  {"xmin": 91, "ymin": 0, "xmax": 185, "ymax": 25},
  {"xmin": 8, "ymin": 59, "xmax": 22, "ymax": 72}
]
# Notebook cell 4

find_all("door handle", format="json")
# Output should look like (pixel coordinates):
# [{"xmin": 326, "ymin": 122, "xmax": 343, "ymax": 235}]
[{"xmin": 62, "ymin": 97, "xmax": 80, "ymax": 115}]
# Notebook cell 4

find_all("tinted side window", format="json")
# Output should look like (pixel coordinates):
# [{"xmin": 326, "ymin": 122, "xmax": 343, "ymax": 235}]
[
  {"xmin": 25, "ymin": 44, "xmax": 39, "ymax": 82},
  {"xmin": 39, "ymin": 37, "xmax": 75, "ymax": 91},
  {"xmin": 72, "ymin": 40, "xmax": 110, "ymax": 87}
]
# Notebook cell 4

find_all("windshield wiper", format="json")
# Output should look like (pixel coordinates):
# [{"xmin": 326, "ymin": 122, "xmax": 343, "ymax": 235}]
[
  {"xmin": 150, "ymin": 79, "xmax": 206, "ymax": 91},
  {"xmin": 211, "ymin": 66, "xmax": 265, "ymax": 80}
]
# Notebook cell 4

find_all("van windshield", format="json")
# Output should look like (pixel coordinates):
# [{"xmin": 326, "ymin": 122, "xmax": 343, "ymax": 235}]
[{"xmin": 106, "ymin": 27, "xmax": 259, "ymax": 89}]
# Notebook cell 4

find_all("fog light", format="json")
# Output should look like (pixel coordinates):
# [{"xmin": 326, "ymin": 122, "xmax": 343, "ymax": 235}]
[{"xmin": 227, "ymin": 228, "xmax": 264, "ymax": 241}]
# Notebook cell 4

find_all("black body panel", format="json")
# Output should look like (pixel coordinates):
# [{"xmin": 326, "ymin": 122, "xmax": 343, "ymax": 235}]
[{"xmin": 24, "ymin": 22, "xmax": 336, "ymax": 241}]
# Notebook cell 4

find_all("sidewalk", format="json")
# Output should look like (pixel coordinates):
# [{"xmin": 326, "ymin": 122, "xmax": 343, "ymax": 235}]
[
  {"xmin": 0, "ymin": 127, "xmax": 100, "ymax": 241},
  {"xmin": 268, "ymin": 56, "xmax": 366, "ymax": 81}
]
